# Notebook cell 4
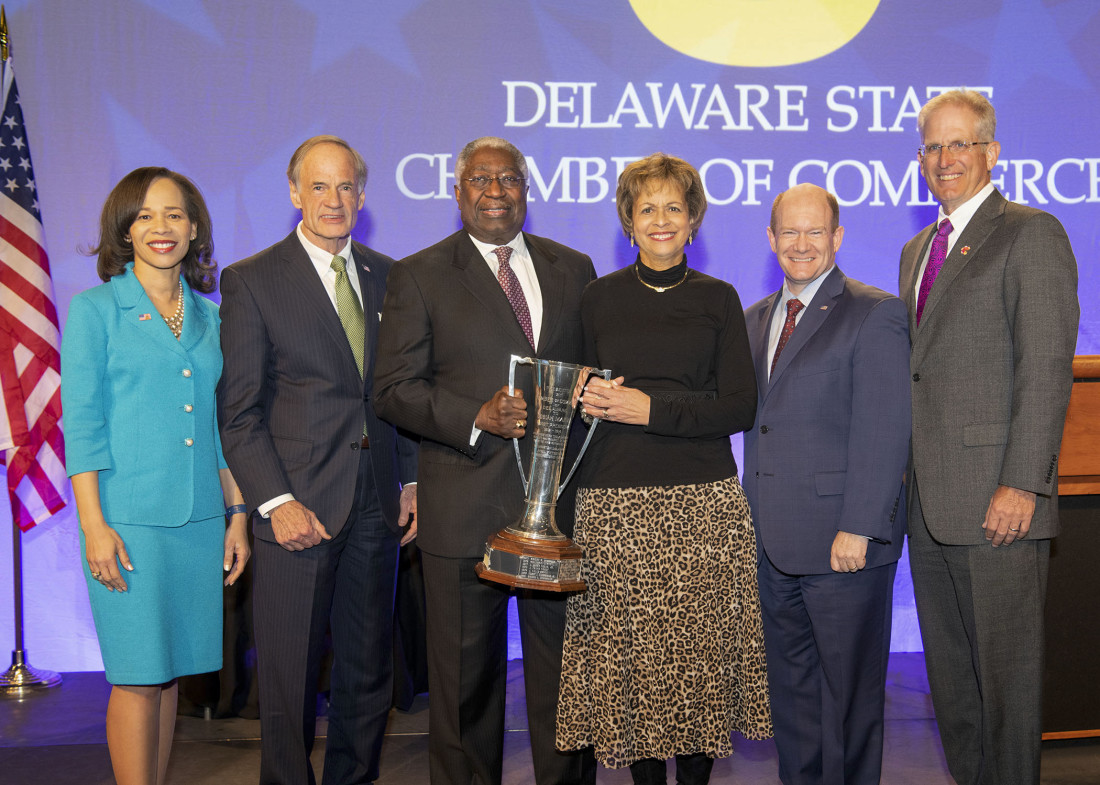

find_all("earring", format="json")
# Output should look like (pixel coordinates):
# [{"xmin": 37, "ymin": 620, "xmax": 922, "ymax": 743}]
[
  {"xmin": 629, "ymin": 234, "xmax": 635, "ymax": 248},
  {"xmin": 688, "ymin": 231, "xmax": 695, "ymax": 246},
  {"xmin": 123, "ymin": 236, "xmax": 131, "ymax": 243}
]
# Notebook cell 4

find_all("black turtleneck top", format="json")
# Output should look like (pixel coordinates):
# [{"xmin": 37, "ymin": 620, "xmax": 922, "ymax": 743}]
[{"xmin": 577, "ymin": 255, "xmax": 758, "ymax": 490}]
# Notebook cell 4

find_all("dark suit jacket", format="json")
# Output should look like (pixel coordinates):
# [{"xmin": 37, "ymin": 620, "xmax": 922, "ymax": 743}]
[
  {"xmin": 899, "ymin": 190, "xmax": 1079, "ymax": 544},
  {"xmin": 373, "ymin": 230, "xmax": 594, "ymax": 558},
  {"xmin": 743, "ymin": 267, "xmax": 912, "ymax": 575},
  {"xmin": 217, "ymin": 232, "xmax": 417, "ymax": 542}
]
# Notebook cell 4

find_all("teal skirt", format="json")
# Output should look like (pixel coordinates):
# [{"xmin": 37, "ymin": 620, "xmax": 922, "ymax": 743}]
[{"xmin": 80, "ymin": 515, "xmax": 223, "ymax": 685}]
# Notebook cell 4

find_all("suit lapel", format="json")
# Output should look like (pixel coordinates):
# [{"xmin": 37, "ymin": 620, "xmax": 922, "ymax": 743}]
[
  {"xmin": 352, "ymin": 242, "xmax": 381, "ymax": 381},
  {"xmin": 451, "ymin": 232, "xmax": 534, "ymax": 353},
  {"xmin": 112, "ymin": 266, "xmax": 188, "ymax": 359},
  {"xmin": 768, "ymin": 267, "xmax": 844, "ymax": 389},
  {"xmin": 178, "ymin": 280, "xmax": 210, "ymax": 353},
  {"xmin": 279, "ymin": 234, "xmax": 361, "ymax": 374},
  {"xmin": 527, "ymin": 233, "xmax": 563, "ymax": 354},
  {"xmin": 918, "ymin": 191, "xmax": 1005, "ymax": 329},
  {"xmin": 902, "ymin": 225, "xmax": 935, "ymax": 333},
  {"xmin": 751, "ymin": 292, "xmax": 780, "ymax": 402}
]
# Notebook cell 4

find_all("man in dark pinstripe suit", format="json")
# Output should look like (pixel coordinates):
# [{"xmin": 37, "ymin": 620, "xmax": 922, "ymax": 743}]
[
  {"xmin": 218, "ymin": 135, "xmax": 418, "ymax": 785},
  {"xmin": 375, "ymin": 137, "xmax": 596, "ymax": 785}
]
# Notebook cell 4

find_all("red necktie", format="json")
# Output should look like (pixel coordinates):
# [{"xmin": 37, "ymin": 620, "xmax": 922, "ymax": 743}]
[
  {"xmin": 493, "ymin": 246, "xmax": 534, "ymax": 349},
  {"xmin": 916, "ymin": 218, "xmax": 953, "ymax": 325},
  {"xmin": 771, "ymin": 298, "xmax": 804, "ymax": 375}
]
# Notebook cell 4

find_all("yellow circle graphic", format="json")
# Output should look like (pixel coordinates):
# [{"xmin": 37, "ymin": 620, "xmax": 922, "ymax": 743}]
[{"xmin": 630, "ymin": 0, "xmax": 881, "ymax": 67}]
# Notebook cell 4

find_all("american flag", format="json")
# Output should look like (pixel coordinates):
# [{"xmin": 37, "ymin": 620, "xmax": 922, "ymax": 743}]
[{"xmin": 0, "ymin": 49, "xmax": 66, "ymax": 530}]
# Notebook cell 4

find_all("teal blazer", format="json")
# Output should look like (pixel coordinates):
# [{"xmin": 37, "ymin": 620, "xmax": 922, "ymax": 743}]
[{"xmin": 61, "ymin": 264, "xmax": 227, "ymax": 526}]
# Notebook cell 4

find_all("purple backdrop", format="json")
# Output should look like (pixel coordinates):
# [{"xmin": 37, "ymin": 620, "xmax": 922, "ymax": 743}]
[{"xmin": 1, "ymin": 0, "xmax": 1096, "ymax": 670}]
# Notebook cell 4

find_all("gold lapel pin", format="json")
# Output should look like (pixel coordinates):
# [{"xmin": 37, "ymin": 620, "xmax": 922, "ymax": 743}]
[{"xmin": 960, "ymin": 246, "xmax": 970, "ymax": 255}]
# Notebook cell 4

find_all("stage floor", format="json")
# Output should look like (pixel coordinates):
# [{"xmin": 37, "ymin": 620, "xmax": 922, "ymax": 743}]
[{"xmin": 1, "ymin": 653, "xmax": 1096, "ymax": 784}]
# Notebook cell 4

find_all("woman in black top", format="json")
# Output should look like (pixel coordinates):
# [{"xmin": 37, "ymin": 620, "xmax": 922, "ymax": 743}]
[{"xmin": 556, "ymin": 153, "xmax": 772, "ymax": 784}]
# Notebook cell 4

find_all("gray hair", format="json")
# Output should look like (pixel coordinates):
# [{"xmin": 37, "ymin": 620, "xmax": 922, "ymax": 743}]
[
  {"xmin": 287, "ymin": 135, "xmax": 368, "ymax": 192},
  {"xmin": 918, "ymin": 89, "xmax": 996, "ymax": 142},
  {"xmin": 454, "ymin": 136, "xmax": 529, "ymax": 183}
]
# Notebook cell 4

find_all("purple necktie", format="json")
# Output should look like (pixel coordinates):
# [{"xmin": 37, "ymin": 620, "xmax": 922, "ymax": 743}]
[
  {"xmin": 770, "ymin": 298, "xmax": 804, "ymax": 375},
  {"xmin": 493, "ymin": 246, "xmax": 534, "ymax": 348},
  {"xmin": 916, "ymin": 218, "xmax": 953, "ymax": 325}
]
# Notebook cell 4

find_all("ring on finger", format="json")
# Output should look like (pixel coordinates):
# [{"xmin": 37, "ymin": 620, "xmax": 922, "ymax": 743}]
[
  {"xmin": 90, "ymin": 571, "xmax": 101, "ymax": 579},
  {"xmin": 1009, "ymin": 527, "xmax": 1020, "ymax": 532}
]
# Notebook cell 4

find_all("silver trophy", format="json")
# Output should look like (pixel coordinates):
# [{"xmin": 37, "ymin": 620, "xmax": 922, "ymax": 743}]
[{"xmin": 475, "ymin": 356, "xmax": 611, "ymax": 592}]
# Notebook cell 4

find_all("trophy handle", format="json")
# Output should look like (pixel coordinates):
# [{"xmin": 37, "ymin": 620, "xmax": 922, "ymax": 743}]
[
  {"xmin": 556, "ymin": 366, "xmax": 613, "ymax": 496},
  {"xmin": 508, "ymin": 354, "xmax": 536, "ymax": 496}
]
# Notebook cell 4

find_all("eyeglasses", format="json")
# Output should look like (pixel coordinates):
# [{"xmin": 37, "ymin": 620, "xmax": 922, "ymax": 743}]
[
  {"xmin": 462, "ymin": 175, "xmax": 526, "ymax": 190},
  {"xmin": 918, "ymin": 141, "xmax": 991, "ymax": 158}
]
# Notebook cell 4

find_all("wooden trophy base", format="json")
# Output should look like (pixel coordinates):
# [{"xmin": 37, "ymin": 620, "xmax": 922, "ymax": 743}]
[{"xmin": 474, "ymin": 529, "xmax": 586, "ymax": 592}]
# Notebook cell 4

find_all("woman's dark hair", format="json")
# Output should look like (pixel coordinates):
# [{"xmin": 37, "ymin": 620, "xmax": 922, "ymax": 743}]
[{"xmin": 91, "ymin": 167, "xmax": 217, "ymax": 293}]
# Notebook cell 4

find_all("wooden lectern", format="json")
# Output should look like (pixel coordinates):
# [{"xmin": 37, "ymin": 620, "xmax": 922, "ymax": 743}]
[{"xmin": 1043, "ymin": 355, "xmax": 1100, "ymax": 738}]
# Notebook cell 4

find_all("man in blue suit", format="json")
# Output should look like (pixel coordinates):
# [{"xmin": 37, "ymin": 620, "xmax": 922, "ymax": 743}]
[{"xmin": 743, "ymin": 183, "xmax": 911, "ymax": 785}]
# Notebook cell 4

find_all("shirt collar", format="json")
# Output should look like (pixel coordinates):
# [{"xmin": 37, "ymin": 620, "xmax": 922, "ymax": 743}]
[
  {"xmin": 937, "ymin": 182, "xmax": 995, "ymax": 237},
  {"xmin": 780, "ymin": 264, "xmax": 833, "ymax": 310},
  {"xmin": 467, "ymin": 232, "xmax": 526, "ymax": 261},
  {"xmin": 296, "ymin": 222, "xmax": 353, "ymax": 269}
]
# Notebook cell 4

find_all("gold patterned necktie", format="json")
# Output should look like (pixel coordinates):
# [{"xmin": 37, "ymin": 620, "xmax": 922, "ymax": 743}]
[{"xmin": 330, "ymin": 254, "xmax": 365, "ymax": 379}]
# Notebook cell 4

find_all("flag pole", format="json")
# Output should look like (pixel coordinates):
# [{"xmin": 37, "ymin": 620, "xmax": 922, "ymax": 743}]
[
  {"xmin": 1, "ymin": 512, "xmax": 60, "ymax": 695},
  {"xmin": 0, "ymin": 4, "xmax": 62, "ymax": 697}
]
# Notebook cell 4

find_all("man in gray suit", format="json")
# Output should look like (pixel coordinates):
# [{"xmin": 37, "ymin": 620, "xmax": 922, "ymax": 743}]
[
  {"xmin": 899, "ymin": 90, "xmax": 1079, "ymax": 785},
  {"xmin": 218, "ymin": 136, "xmax": 418, "ymax": 784}
]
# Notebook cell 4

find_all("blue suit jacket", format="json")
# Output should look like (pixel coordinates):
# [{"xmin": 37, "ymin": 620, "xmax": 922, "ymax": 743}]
[
  {"xmin": 61, "ymin": 264, "xmax": 227, "ymax": 526},
  {"xmin": 742, "ymin": 267, "xmax": 911, "ymax": 575}
]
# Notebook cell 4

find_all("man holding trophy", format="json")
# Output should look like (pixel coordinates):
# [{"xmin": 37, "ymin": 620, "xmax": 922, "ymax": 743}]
[{"xmin": 375, "ymin": 136, "xmax": 597, "ymax": 785}]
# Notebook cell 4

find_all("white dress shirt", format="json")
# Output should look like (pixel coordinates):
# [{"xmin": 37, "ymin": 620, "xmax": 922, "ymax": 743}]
[
  {"xmin": 912, "ymin": 182, "xmax": 995, "ymax": 302},
  {"xmin": 766, "ymin": 265, "xmax": 833, "ymax": 382},
  {"xmin": 467, "ymin": 232, "xmax": 543, "ymax": 445}
]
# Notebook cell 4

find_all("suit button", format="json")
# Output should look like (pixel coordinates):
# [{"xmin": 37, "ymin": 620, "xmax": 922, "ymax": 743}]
[
  {"xmin": 184, "ymin": 438, "xmax": 194, "ymax": 447},
  {"xmin": 351, "ymin": 442, "xmax": 360, "ymax": 450},
  {"xmin": 183, "ymin": 404, "xmax": 193, "ymax": 413},
  {"xmin": 912, "ymin": 373, "xmax": 921, "ymax": 382},
  {"xmin": 182, "ymin": 368, "xmax": 192, "ymax": 377},
  {"xmin": 759, "ymin": 425, "xmax": 769, "ymax": 434}
]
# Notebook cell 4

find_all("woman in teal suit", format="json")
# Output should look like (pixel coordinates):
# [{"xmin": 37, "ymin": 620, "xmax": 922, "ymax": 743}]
[{"xmin": 61, "ymin": 168, "xmax": 250, "ymax": 785}]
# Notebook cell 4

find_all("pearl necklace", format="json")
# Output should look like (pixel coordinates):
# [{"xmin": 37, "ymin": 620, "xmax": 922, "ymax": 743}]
[
  {"xmin": 634, "ymin": 262, "xmax": 689, "ymax": 293},
  {"xmin": 163, "ymin": 280, "xmax": 184, "ymax": 338}
]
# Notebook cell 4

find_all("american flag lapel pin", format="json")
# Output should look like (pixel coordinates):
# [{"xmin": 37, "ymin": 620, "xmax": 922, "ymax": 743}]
[
  {"xmin": 960, "ymin": 246, "xmax": 970, "ymax": 255},
  {"xmin": 139, "ymin": 313, "xmax": 152, "ymax": 321}
]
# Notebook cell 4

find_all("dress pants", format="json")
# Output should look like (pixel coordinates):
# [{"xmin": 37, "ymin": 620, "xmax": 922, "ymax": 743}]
[
  {"xmin": 253, "ymin": 451, "xmax": 400, "ymax": 785},
  {"xmin": 908, "ymin": 477, "xmax": 1049, "ymax": 785},
  {"xmin": 757, "ymin": 552, "xmax": 896, "ymax": 785},
  {"xmin": 420, "ymin": 552, "xmax": 596, "ymax": 785}
]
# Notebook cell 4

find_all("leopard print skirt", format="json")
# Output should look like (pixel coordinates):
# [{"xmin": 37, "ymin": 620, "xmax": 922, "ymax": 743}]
[{"xmin": 555, "ymin": 475, "xmax": 773, "ymax": 768}]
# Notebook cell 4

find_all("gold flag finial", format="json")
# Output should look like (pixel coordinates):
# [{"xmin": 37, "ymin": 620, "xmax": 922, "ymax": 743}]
[{"xmin": 0, "ymin": 6, "xmax": 9, "ymax": 61}]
